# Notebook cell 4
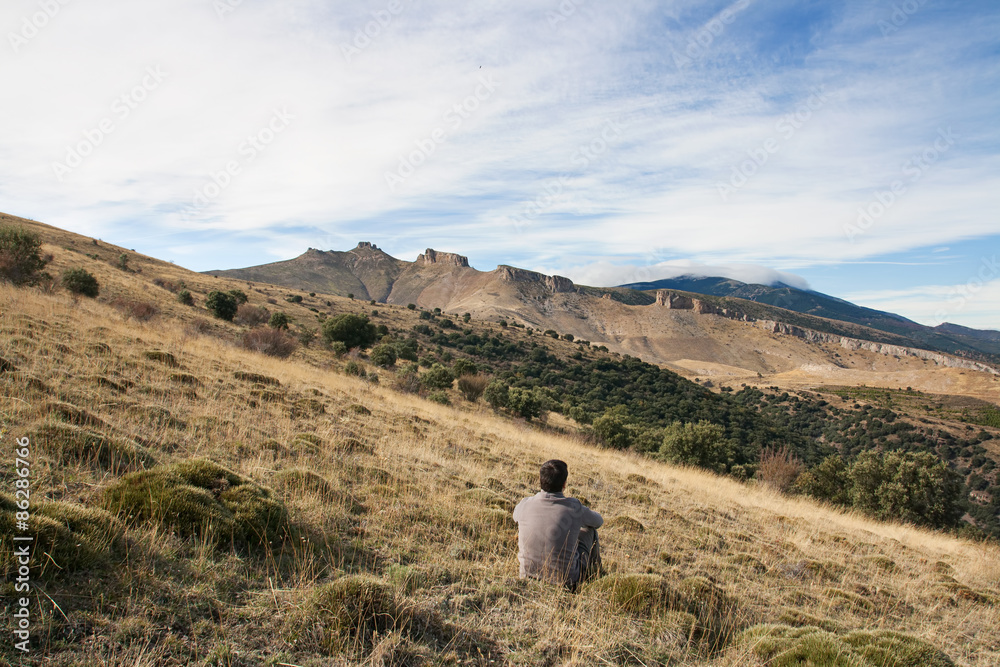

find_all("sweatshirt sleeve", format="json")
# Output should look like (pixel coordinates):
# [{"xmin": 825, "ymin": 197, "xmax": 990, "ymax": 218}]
[
  {"xmin": 512, "ymin": 498, "xmax": 525, "ymax": 523},
  {"xmin": 582, "ymin": 506, "xmax": 603, "ymax": 528}
]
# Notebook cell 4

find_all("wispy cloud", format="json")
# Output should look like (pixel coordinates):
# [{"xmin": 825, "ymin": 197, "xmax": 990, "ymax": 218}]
[{"xmin": 0, "ymin": 0, "xmax": 997, "ymax": 328}]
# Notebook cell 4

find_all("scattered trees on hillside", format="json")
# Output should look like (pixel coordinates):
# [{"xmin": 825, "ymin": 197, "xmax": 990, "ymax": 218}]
[{"xmin": 793, "ymin": 450, "xmax": 962, "ymax": 529}]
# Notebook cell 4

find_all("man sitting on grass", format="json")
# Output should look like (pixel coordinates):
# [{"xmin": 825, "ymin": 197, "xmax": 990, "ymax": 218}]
[{"xmin": 513, "ymin": 459, "xmax": 603, "ymax": 591}]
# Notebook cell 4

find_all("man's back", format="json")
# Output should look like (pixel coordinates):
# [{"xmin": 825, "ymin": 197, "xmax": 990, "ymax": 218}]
[{"xmin": 513, "ymin": 491, "xmax": 603, "ymax": 583}]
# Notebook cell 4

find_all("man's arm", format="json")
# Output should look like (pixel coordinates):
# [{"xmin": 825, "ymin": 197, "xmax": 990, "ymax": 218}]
[{"xmin": 582, "ymin": 506, "xmax": 603, "ymax": 528}]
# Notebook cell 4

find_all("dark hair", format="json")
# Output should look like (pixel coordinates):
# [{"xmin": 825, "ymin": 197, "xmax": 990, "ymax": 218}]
[{"xmin": 540, "ymin": 459, "xmax": 568, "ymax": 493}]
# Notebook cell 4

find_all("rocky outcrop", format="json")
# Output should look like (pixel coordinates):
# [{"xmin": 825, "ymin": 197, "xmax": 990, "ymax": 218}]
[
  {"xmin": 418, "ymin": 248, "xmax": 469, "ymax": 267},
  {"xmin": 755, "ymin": 320, "xmax": 999, "ymax": 374},
  {"xmin": 355, "ymin": 242, "xmax": 379, "ymax": 251},
  {"xmin": 655, "ymin": 291, "xmax": 752, "ymax": 321},
  {"xmin": 652, "ymin": 291, "xmax": 996, "ymax": 374},
  {"xmin": 495, "ymin": 266, "xmax": 575, "ymax": 293},
  {"xmin": 656, "ymin": 291, "xmax": 693, "ymax": 309}
]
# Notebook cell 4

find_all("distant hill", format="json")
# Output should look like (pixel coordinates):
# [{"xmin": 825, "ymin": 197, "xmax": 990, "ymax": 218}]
[{"xmin": 621, "ymin": 276, "xmax": 1000, "ymax": 362}]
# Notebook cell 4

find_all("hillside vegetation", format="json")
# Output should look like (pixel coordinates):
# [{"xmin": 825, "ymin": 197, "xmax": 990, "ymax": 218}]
[{"xmin": 1, "ymin": 217, "xmax": 1000, "ymax": 665}]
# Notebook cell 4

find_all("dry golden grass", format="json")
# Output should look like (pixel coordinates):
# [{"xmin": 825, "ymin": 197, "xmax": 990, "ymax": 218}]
[{"xmin": 1, "ymin": 220, "xmax": 999, "ymax": 665}]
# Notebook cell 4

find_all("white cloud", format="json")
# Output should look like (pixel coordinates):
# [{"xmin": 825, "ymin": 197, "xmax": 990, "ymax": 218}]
[
  {"xmin": 0, "ymin": 0, "xmax": 998, "ymax": 329},
  {"xmin": 532, "ymin": 259, "xmax": 811, "ymax": 290}
]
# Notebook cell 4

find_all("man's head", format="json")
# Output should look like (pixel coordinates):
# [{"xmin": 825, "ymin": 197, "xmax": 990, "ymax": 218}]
[{"xmin": 540, "ymin": 459, "xmax": 568, "ymax": 493}]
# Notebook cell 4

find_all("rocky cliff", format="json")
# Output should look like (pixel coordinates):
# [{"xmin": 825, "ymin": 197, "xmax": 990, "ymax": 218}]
[
  {"xmin": 653, "ymin": 290, "xmax": 997, "ymax": 375},
  {"xmin": 495, "ymin": 265, "xmax": 575, "ymax": 293},
  {"xmin": 418, "ymin": 248, "xmax": 469, "ymax": 267}
]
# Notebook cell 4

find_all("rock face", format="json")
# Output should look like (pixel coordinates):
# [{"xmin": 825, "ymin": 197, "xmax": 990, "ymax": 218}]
[
  {"xmin": 653, "ymin": 291, "xmax": 997, "ymax": 374},
  {"xmin": 355, "ymin": 242, "xmax": 379, "ymax": 251},
  {"xmin": 755, "ymin": 320, "xmax": 998, "ymax": 374},
  {"xmin": 655, "ymin": 291, "xmax": 751, "ymax": 321},
  {"xmin": 495, "ymin": 265, "xmax": 575, "ymax": 293},
  {"xmin": 656, "ymin": 291, "xmax": 693, "ymax": 309},
  {"xmin": 418, "ymin": 248, "xmax": 469, "ymax": 268}
]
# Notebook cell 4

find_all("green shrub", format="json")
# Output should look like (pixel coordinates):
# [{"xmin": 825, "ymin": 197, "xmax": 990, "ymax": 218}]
[
  {"xmin": 483, "ymin": 380, "xmax": 509, "ymax": 411},
  {"xmin": 101, "ymin": 459, "xmax": 288, "ymax": 547},
  {"xmin": 452, "ymin": 358, "xmax": 477, "ymax": 377},
  {"xmin": 0, "ymin": 223, "xmax": 49, "ymax": 285},
  {"xmin": 849, "ymin": 450, "xmax": 962, "ymax": 528},
  {"xmin": 286, "ymin": 294, "xmax": 303, "ymax": 303},
  {"xmin": 228, "ymin": 289, "xmax": 248, "ymax": 305},
  {"xmin": 427, "ymin": 390, "xmax": 450, "ymax": 405},
  {"xmin": 508, "ymin": 387, "xmax": 542, "ymax": 420},
  {"xmin": 177, "ymin": 289, "xmax": 194, "ymax": 306},
  {"xmin": 421, "ymin": 363, "xmax": 454, "ymax": 390},
  {"xmin": 268, "ymin": 311, "xmax": 290, "ymax": 329},
  {"xmin": 62, "ymin": 267, "xmax": 99, "ymax": 297},
  {"xmin": 322, "ymin": 313, "xmax": 377, "ymax": 350},
  {"xmin": 369, "ymin": 344, "xmax": 397, "ymax": 368},
  {"xmin": 592, "ymin": 406, "xmax": 633, "ymax": 449},
  {"xmin": 206, "ymin": 290, "xmax": 239, "ymax": 321},
  {"xmin": 329, "ymin": 340, "xmax": 348, "ymax": 357},
  {"xmin": 735, "ymin": 624, "xmax": 954, "ymax": 667},
  {"xmin": 344, "ymin": 361, "xmax": 365, "ymax": 377},
  {"xmin": 793, "ymin": 455, "xmax": 850, "ymax": 505},
  {"xmin": 659, "ymin": 421, "xmax": 735, "ymax": 473}
]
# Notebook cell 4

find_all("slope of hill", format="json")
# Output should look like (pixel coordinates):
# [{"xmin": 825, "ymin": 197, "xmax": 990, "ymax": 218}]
[
  {"xmin": 620, "ymin": 276, "xmax": 1000, "ymax": 362},
  {"xmin": 2, "ymin": 221, "xmax": 1000, "ymax": 665}
]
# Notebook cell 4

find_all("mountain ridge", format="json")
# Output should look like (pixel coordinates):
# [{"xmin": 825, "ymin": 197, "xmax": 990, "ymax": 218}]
[{"xmin": 207, "ymin": 244, "xmax": 1000, "ymax": 372}]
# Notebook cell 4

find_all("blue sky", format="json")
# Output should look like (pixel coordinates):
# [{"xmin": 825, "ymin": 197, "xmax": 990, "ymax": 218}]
[{"xmin": 1, "ymin": 0, "xmax": 998, "ymax": 329}]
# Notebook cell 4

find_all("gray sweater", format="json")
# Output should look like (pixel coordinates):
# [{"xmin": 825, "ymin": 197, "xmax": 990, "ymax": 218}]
[{"xmin": 512, "ymin": 491, "xmax": 603, "ymax": 583}]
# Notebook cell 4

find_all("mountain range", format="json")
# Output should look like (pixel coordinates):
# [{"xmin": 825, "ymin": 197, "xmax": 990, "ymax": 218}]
[{"xmin": 207, "ymin": 244, "xmax": 1000, "ymax": 382}]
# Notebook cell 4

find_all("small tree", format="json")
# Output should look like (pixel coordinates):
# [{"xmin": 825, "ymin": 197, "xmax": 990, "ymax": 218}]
[
  {"xmin": 62, "ymin": 267, "xmax": 99, "ymax": 297},
  {"xmin": 592, "ymin": 406, "xmax": 633, "ymax": 449},
  {"xmin": 298, "ymin": 327, "xmax": 317, "ymax": 348},
  {"xmin": 0, "ymin": 224, "xmax": 49, "ymax": 286},
  {"xmin": 483, "ymin": 380, "xmax": 509, "ymax": 411},
  {"xmin": 421, "ymin": 363, "xmax": 454, "ymax": 390},
  {"xmin": 792, "ymin": 455, "xmax": 850, "ymax": 505},
  {"xmin": 322, "ymin": 313, "xmax": 377, "ymax": 350},
  {"xmin": 452, "ymin": 358, "xmax": 477, "ymax": 377},
  {"xmin": 659, "ymin": 421, "xmax": 734, "ymax": 473},
  {"xmin": 269, "ymin": 312, "xmax": 291, "ymax": 329},
  {"xmin": 369, "ymin": 344, "xmax": 397, "ymax": 368},
  {"xmin": 206, "ymin": 291, "xmax": 238, "ymax": 321},
  {"xmin": 849, "ymin": 450, "xmax": 962, "ymax": 528},
  {"xmin": 508, "ymin": 387, "xmax": 542, "ymax": 420},
  {"xmin": 177, "ymin": 289, "xmax": 195, "ymax": 306},
  {"xmin": 228, "ymin": 289, "xmax": 249, "ymax": 305}
]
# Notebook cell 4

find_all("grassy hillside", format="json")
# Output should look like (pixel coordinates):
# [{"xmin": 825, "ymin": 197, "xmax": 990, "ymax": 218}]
[{"xmin": 2, "ymin": 217, "xmax": 1000, "ymax": 665}]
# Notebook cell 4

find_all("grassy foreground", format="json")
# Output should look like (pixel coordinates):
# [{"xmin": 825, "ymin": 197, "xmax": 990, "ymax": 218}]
[{"xmin": 1, "ymin": 242, "xmax": 999, "ymax": 665}]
